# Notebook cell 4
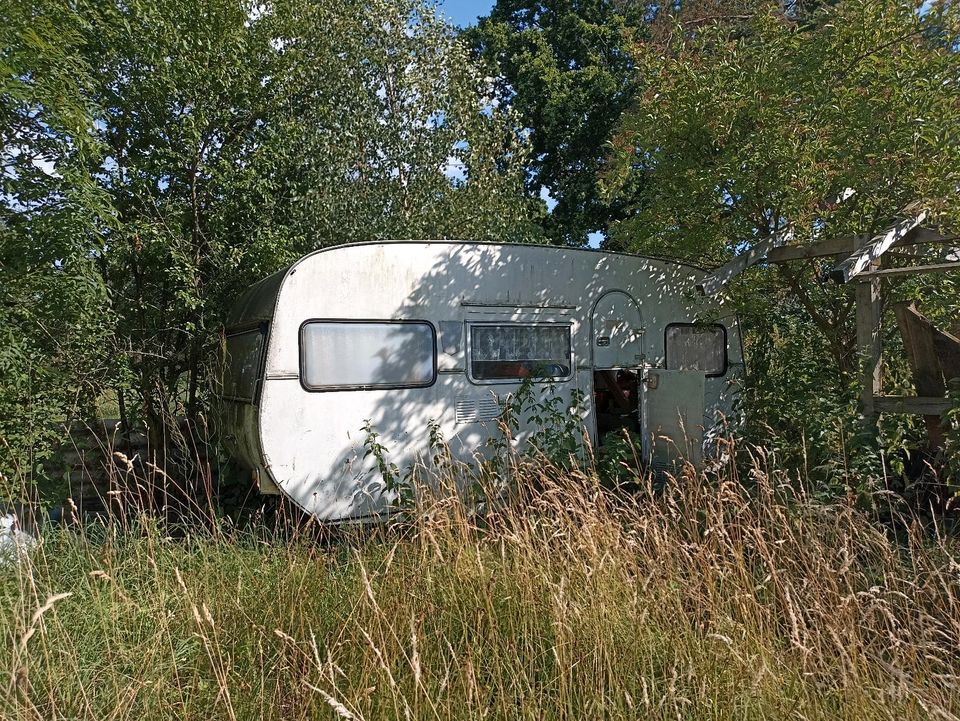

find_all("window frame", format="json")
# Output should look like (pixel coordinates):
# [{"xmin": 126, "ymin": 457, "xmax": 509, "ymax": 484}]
[
  {"xmin": 298, "ymin": 318, "xmax": 438, "ymax": 392},
  {"xmin": 222, "ymin": 322, "xmax": 269, "ymax": 406},
  {"xmin": 466, "ymin": 321, "xmax": 575, "ymax": 386},
  {"xmin": 663, "ymin": 322, "xmax": 728, "ymax": 378}
]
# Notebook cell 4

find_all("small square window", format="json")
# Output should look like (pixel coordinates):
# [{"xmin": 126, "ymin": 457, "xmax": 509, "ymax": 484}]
[
  {"xmin": 665, "ymin": 324, "xmax": 727, "ymax": 377},
  {"xmin": 439, "ymin": 321, "xmax": 462, "ymax": 355}
]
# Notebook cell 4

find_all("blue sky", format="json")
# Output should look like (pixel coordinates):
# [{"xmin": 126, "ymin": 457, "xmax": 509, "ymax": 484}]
[{"xmin": 437, "ymin": 0, "xmax": 495, "ymax": 27}]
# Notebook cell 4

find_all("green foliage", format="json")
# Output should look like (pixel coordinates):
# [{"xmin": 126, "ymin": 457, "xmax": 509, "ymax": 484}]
[
  {"xmin": 595, "ymin": 429, "xmax": 643, "ymax": 488},
  {"xmin": 1, "ymin": 0, "xmax": 544, "ymax": 480},
  {"xmin": 0, "ymin": 0, "xmax": 116, "ymax": 481},
  {"xmin": 84, "ymin": 0, "xmax": 542, "ymax": 434},
  {"xmin": 524, "ymin": 385, "xmax": 586, "ymax": 467},
  {"xmin": 469, "ymin": 0, "xmax": 644, "ymax": 244},
  {"xmin": 604, "ymin": 0, "xmax": 960, "ymax": 488},
  {"xmin": 606, "ymin": 0, "xmax": 960, "ymax": 262},
  {"xmin": 468, "ymin": 0, "xmax": 960, "ymax": 499},
  {"xmin": 942, "ymin": 380, "xmax": 960, "ymax": 488},
  {"xmin": 4, "ymin": 0, "xmax": 959, "ymax": 507},
  {"xmin": 491, "ymin": 377, "xmax": 588, "ymax": 470},
  {"xmin": 361, "ymin": 419, "xmax": 401, "ymax": 492}
]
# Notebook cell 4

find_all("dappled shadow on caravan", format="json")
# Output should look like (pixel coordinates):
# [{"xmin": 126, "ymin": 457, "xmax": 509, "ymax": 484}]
[{"xmin": 220, "ymin": 242, "xmax": 744, "ymax": 522}]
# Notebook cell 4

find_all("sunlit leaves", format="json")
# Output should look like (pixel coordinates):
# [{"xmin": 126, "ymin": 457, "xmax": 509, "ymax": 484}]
[
  {"xmin": 1, "ymin": 0, "xmax": 542, "ymax": 480},
  {"xmin": 607, "ymin": 0, "xmax": 960, "ymax": 260}
]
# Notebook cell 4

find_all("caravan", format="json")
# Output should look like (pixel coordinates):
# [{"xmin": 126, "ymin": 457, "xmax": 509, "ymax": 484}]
[{"xmin": 219, "ymin": 241, "xmax": 743, "ymax": 521}]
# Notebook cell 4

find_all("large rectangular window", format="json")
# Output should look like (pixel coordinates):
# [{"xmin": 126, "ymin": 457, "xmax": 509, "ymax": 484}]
[
  {"xmin": 665, "ymin": 323, "xmax": 727, "ymax": 377},
  {"xmin": 223, "ymin": 327, "xmax": 266, "ymax": 403},
  {"xmin": 469, "ymin": 324, "xmax": 572, "ymax": 381},
  {"xmin": 300, "ymin": 320, "xmax": 436, "ymax": 390}
]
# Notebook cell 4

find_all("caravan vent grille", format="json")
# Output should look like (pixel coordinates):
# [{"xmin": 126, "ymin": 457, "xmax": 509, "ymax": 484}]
[{"xmin": 455, "ymin": 395, "xmax": 501, "ymax": 424}]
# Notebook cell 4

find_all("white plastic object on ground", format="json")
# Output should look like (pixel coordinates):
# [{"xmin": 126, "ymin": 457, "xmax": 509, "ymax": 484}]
[{"xmin": 0, "ymin": 513, "xmax": 35, "ymax": 565}]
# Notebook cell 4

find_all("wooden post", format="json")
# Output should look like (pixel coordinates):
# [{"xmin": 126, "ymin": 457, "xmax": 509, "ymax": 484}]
[{"xmin": 856, "ymin": 272, "xmax": 882, "ymax": 431}]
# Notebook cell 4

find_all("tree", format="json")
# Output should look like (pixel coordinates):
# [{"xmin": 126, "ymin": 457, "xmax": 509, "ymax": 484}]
[
  {"xmin": 2, "ymin": 0, "xmax": 542, "ymax": 475},
  {"xmin": 469, "ymin": 0, "xmax": 645, "ymax": 245},
  {"xmin": 605, "ymin": 0, "xmax": 960, "ymax": 474},
  {"xmin": 467, "ymin": 0, "xmax": 814, "ymax": 246},
  {"xmin": 0, "ymin": 0, "xmax": 116, "ymax": 480}
]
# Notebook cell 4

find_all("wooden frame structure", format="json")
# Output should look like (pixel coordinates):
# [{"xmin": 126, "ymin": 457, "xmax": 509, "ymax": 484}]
[{"xmin": 698, "ymin": 213, "xmax": 960, "ymax": 446}]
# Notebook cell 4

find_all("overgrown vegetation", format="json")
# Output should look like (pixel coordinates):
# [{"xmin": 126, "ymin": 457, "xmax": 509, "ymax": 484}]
[
  {"xmin": 2, "ymin": 0, "xmax": 960, "ymax": 715},
  {"xmin": 2, "ymin": 0, "xmax": 958, "ymax": 499},
  {"xmin": 3, "ymin": 444, "xmax": 960, "ymax": 720},
  {"xmin": 1, "ymin": 0, "xmax": 543, "ymax": 481},
  {"xmin": 472, "ymin": 0, "xmax": 960, "ymax": 492}
]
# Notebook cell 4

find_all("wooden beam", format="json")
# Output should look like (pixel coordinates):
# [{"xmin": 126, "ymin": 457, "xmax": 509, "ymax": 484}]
[
  {"xmin": 932, "ymin": 321, "xmax": 960, "ymax": 383},
  {"xmin": 695, "ymin": 210, "xmax": 952, "ymax": 294},
  {"xmin": 696, "ymin": 233, "xmax": 785, "ymax": 296},
  {"xmin": 874, "ymin": 396, "xmax": 952, "ymax": 415},
  {"xmin": 830, "ymin": 212, "xmax": 928, "ymax": 284},
  {"xmin": 902, "ymin": 227, "xmax": 959, "ymax": 246},
  {"xmin": 854, "ymin": 261, "xmax": 960, "ymax": 280},
  {"xmin": 765, "ymin": 227, "xmax": 957, "ymax": 264},
  {"xmin": 894, "ymin": 302, "xmax": 945, "ymax": 393},
  {"xmin": 894, "ymin": 302, "xmax": 948, "ymax": 448},
  {"xmin": 766, "ymin": 234, "xmax": 861, "ymax": 263}
]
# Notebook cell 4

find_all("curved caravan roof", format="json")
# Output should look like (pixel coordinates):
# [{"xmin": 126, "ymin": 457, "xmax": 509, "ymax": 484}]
[
  {"xmin": 226, "ymin": 240, "xmax": 715, "ymax": 331},
  {"xmin": 222, "ymin": 241, "xmax": 741, "ymax": 522},
  {"xmin": 226, "ymin": 267, "xmax": 287, "ymax": 327}
]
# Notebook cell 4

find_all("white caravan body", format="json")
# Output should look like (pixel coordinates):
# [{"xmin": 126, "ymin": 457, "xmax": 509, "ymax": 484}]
[{"xmin": 220, "ymin": 241, "xmax": 743, "ymax": 522}]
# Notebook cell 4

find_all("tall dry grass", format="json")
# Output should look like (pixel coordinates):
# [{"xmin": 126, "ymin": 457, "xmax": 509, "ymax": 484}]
[{"xmin": 1, "ymin": 440, "xmax": 959, "ymax": 720}]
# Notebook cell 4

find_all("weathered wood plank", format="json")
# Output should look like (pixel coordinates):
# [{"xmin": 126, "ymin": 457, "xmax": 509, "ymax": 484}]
[
  {"xmin": 873, "ymin": 396, "xmax": 952, "ymax": 415},
  {"xmin": 904, "ymin": 227, "xmax": 958, "ymax": 246},
  {"xmin": 856, "ymin": 274, "xmax": 882, "ymax": 425},
  {"xmin": 830, "ymin": 212, "xmax": 928, "ymax": 283},
  {"xmin": 854, "ymin": 261, "xmax": 960, "ymax": 280},
  {"xmin": 696, "ymin": 233, "xmax": 785, "ymax": 296},
  {"xmin": 934, "ymin": 326, "xmax": 960, "ymax": 383},
  {"xmin": 766, "ymin": 235, "xmax": 861, "ymax": 263},
  {"xmin": 765, "ymin": 227, "xmax": 956, "ymax": 264},
  {"xmin": 893, "ymin": 302, "xmax": 949, "ymax": 447},
  {"xmin": 696, "ymin": 213, "xmax": 951, "ymax": 294},
  {"xmin": 895, "ymin": 303, "xmax": 951, "ymax": 392}
]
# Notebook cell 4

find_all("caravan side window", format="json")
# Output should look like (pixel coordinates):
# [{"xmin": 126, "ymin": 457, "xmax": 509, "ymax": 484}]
[
  {"xmin": 665, "ymin": 323, "xmax": 727, "ymax": 377},
  {"xmin": 469, "ymin": 324, "xmax": 572, "ymax": 382},
  {"xmin": 300, "ymin": 320, "xmax": 436, "ymax": 391},
  {"xmin": 223, "ymin": 326, "xmax": 266, "ymax": 404}
]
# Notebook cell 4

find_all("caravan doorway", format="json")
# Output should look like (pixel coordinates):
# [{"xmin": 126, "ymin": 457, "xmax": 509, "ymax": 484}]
[
  {"xmin": 593, "ymin": 369, "xmax": 640, "ymax": 442},
  {"xmin": 590, "ymin": 290, "xmax": 644, "ymax": 447}
]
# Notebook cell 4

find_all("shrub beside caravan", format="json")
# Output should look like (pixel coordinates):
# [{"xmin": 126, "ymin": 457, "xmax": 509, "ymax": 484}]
[{"xmin": 219, "ymin": 241, "xmax": 743, "ymax": 522}]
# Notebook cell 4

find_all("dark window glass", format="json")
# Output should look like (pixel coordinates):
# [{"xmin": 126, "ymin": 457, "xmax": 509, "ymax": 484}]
[
  {"xmin": 470, "ymin": 325, "xmax": 572, "ymax": 381},
  {"xmin": 224, "ymin": 328, "xmax": 265, "ymax": 403},
  {"xmin": 665, "ymin": 324, "xmax": 726, "ymax": 377}
]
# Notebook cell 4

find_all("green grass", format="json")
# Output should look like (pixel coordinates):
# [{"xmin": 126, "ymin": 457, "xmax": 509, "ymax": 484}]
[{"xmin": 2, "ymin": 450, "xmax": 959, "ymax": 720}]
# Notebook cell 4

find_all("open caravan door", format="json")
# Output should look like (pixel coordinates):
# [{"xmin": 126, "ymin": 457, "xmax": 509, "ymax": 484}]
[{"xmin": 641, "ymin": 369, "xmax": 705, "ymax": 473}]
